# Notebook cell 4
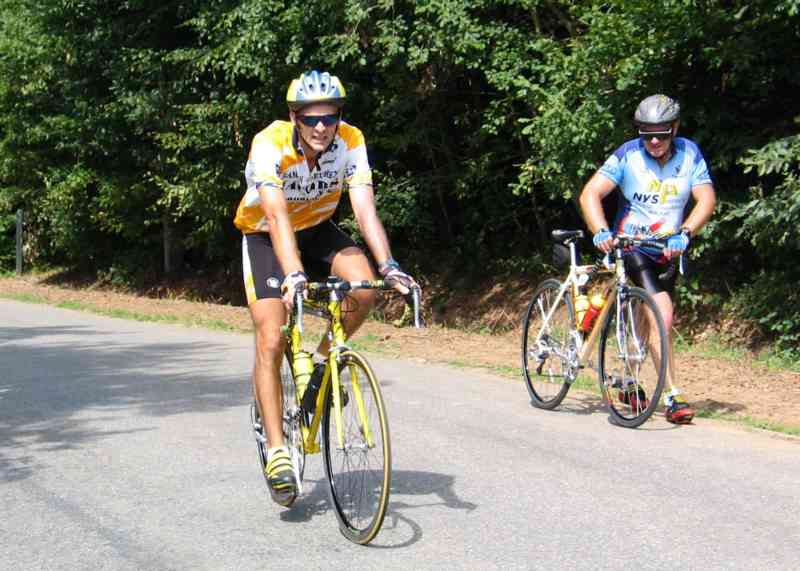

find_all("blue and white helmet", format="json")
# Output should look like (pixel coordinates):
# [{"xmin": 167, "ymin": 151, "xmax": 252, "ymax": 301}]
[
  {"xmin": 634, "ymin": 94, "xmax": 680, "ymax": 125},
  {"xmin": 286, "ymin": 70, "xmax": 347, "ymax": 111}
]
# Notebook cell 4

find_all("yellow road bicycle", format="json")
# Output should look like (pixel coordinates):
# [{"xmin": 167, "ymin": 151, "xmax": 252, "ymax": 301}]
[
  {"xmin": 521, "ymin": 230, "xmax": 673, "ymax": 428},
  {"xmin": 250, "ymin": 276, "xmax": 421, "ymax": 544}
]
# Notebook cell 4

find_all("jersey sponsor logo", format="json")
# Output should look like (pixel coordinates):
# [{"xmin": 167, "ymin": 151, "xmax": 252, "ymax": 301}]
[
  {"xmin": 623, "ymin": 220, "xmax": 673, "ymax": 238},
  {"xmin": 632, "ymin": 180, "xmax": 679, "ymax": 205},
  {"xmin": 267, "ymin": 277, "xmax": 280, "ymax": 289},
  {"xmin": 285, "ymin": 177, "xmax": 332, "ymax": 200},
  {"xmin": 632, "ymin": 192, "xmax": 660, "ymax": 205}
]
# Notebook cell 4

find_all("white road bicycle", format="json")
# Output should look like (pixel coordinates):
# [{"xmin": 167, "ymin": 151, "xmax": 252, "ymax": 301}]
[{"xmin": 521, "ymin": 230, "xmax": 673, "ymax": 428}]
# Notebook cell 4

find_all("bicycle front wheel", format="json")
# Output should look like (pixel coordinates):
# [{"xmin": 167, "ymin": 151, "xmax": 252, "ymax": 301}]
[
  {"xmin": 521, "ymin": 278, "xmax": 576, "ymax": 409},
  {"xmin": 322, "ymin": 350, "xmax": 390, "ymax": 545},
  {"xmin": 598, "ymin": 286, "xmax": 667, "ymax": 428}
]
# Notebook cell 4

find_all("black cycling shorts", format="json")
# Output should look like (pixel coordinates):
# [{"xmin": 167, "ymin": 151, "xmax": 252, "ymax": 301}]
[
  {"xmin": 623, "ymin": 250, "xmax": 677, "ymax": 296},
  {"xmin": 241, "ymin": 220, "xmax": 359, "ymax": 304}
]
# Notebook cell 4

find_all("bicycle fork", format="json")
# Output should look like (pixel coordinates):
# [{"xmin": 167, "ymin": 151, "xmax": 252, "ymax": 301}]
[{"xmin": 330, "ymin": 353, "xmax": 376, "ymax": 452}]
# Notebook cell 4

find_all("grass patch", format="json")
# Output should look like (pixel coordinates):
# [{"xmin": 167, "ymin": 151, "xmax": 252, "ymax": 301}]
[
  {"xmin": 448, "ymin": 360, "xmax": 520, "ymax": 378},
  {"xmin": 2, "ymin": 291, "xmax": 47, "ymax": 304},
  {"xmin": 46, "ymin": 298, "xmax": 243, "ymax": 332},
  {"xmin": 674, "ymin": 334, "xmax": 800, "ymax": 374},
  {"xmin": 695, "ymin": 408, "xmax": 800, "ymax": 437}
]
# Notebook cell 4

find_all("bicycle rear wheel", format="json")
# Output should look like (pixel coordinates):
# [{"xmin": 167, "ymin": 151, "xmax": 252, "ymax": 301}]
[
  {"xmin": 252, "ymin": 354, "xmax": 305, "ymax": 501},
  {"xmin": 322, "ymin": 350, "xmax": 390, "ymax": 545},
  {"xmin": 521, "ymin": 278, "xmax": 576, "ymax": 409},
  {"xmin": 598, "ymin": 286, "xmax": 667, "ymax": 428}
]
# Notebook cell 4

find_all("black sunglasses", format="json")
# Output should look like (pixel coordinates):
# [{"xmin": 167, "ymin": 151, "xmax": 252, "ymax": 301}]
[
  {"xmin": 639, "ymin": 129, "xmax": 672, "ymax": 141},
  {"xmin": 296, "ymin": 113, "xmax": 340, "ymax": 127}
]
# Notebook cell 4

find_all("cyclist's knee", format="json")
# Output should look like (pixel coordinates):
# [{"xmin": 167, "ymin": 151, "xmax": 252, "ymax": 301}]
[
  {"xmin": 331, "ymin": 247, "xmax": 375, "ymax": 280},
  {"xmin": 343, "ymin": 288, "xmax": 375, "ymax": 316},
  {"xmin": 254, "ymin": 325, "xmax": 285, "ymax": 358},
  {"xmin": 651, "ymin": 292, "xmax": 674, "ymax": 330},
  {"xmin": 356, "ymin": 287, "xmax": 377, "ymax": 305}
]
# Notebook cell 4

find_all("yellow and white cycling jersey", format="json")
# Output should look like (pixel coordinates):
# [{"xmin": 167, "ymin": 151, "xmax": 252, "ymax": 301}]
[{"xmin": 234, "ymin": 120, "xmax": 373, "ymax": 233}]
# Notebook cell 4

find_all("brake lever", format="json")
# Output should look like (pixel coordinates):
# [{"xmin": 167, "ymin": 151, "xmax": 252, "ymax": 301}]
[
  {"xmin": 294, "ymin": 289, "xmax": 304, "ymax": 334},
  {"xmin": 401, "ymin": 286, "xmax": 424, "ymax": 328}
]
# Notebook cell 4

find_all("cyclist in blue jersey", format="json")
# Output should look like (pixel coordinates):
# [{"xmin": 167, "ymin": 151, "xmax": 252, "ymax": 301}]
[{"xmin": 579, "ymin": 94, "xmax": 716, "ymax": 424}]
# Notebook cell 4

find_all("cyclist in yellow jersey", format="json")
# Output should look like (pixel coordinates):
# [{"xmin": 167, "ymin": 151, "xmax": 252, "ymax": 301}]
[{"xmin": 235, "ymin": 70, "xmax": 418, "ymax": 505}]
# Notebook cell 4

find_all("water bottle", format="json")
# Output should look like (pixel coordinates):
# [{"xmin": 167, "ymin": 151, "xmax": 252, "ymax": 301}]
[
  {"xmin": 580, "ymin": 293, "xmax": 605, "ymax": 331},
  {"xmin": 574, "ymin": 294, "xmax": 590, "ymax": 329},
  {"xmin": 292, "ymin": 350, "xmax": 313, "ymax": 401},
  {"xmin": 302, "ymin": 362, "xmax": 325, "ymax": 413}
]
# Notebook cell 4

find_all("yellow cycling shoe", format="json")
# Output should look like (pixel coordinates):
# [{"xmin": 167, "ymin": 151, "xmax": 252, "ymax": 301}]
[{"xmin": 265, "ymin": 448, "xmax": 298, "ymax": 507}]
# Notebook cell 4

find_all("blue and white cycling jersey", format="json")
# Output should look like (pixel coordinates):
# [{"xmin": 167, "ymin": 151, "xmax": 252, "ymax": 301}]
[{"xmin": 599, "ymin": 137, "xmax": 712, "ymax": 250}]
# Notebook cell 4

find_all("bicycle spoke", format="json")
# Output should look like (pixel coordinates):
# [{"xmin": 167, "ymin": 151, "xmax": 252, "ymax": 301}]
[
  {"xmin": 323, "ymin": 352, "xmax": 390, "ymax": 545},
  {"xmin": 521, "ymin": 279, "xmax": 575, "ymax": 409},
  {"xmin": 599, "ymin": 287, "xmax": 667, "ymax": 428}
]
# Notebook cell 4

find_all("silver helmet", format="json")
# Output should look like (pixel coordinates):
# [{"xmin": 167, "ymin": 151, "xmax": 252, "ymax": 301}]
[
  {"xmin": 286, "ymin": 70, "xmax": 347, "ymax": 111},
  {"xmin": 634, "ymin": 94, "xmax": 680, "ymax": 125}
]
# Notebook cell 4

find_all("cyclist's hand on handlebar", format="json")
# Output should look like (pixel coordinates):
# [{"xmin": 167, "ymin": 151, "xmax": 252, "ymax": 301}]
[
  {"xmin": 664, "ymin": 230, "xmax": 690, "ymax": 259},
  {"xmin": 281, "ymin": 270, "xmax": 308, "ymax": 310},
  {"xmin": 379, "ymin": 259, "xmax": 418, "ymax": 296},
  {"xmin": 593, "ymin": 228, "xmax": 614, "ymax": 254}
]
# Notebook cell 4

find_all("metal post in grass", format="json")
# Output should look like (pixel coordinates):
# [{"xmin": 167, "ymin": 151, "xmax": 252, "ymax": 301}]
[{"xmin": 15, "ymin": 209, "xmax": 23, "ymax": 275}]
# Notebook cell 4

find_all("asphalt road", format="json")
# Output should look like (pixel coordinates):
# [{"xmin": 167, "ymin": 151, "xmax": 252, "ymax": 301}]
[{"xmin": 1, "ymin": 300, "xmax": 799, "ymax": 570}]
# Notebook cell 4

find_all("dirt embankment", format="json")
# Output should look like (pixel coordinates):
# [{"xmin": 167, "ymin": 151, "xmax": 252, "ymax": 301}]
[{"xmin": 2, "ymin": 274, "xmax": 799, "ymax": 432}]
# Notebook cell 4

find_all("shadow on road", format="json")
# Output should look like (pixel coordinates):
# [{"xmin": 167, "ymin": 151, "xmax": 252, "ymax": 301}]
[
  {"xmin": 526, "ymin": 391, "xmax": 681, "ymax": 431},
  {"xmin": 0, "ymin": 323, "xmax": 250, "ymax": 483},
  {"xmin": 542, "ymin": 391, "xmax": 608, "ymax": 416},
  {"xmin": 375, "ymin": 470, "xmax": 477, "ymax": 549},
  {"xmin": 264, "ymin": 469, "xmax": 475, "ymax": 549}
]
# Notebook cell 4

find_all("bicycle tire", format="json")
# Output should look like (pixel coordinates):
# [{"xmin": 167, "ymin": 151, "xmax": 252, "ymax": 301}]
[
  {"xmin": 252, "ymin": 354, "xmax": 305, "ymax": 502},
  {"xmin": 598, "ymin": 286, "xmax": 667, "ymax": 428},
  {"xmin": 322, "ymin": 350, "xmax": 390, "ymax": 545},
  {"xmin": 521, "ymin": 278, "xmax": 576, "ymax": 409}
]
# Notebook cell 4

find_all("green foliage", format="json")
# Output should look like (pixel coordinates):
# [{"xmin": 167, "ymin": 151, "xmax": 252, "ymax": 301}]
[
  {"xmin": 731, "ymin": 271, "xmax": 800, "ymax": 358},
  {"xmin": 0, "ymin": 0, "xmax": 799, "ymax": 347},
  {"xmin": 732, "ymin": 134, "xmax": 800, "ymax": 252}
]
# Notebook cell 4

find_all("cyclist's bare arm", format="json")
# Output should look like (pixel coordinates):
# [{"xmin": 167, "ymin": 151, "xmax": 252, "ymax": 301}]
[
  {"xmin": 579, "ymin": 172, "xmax": 617, "ymax": 234},
  {"xmin": 681, "ymin": 183, "xmax": 716, "ymax": 235},
  {"xmin": 348, "ymin": 183, "xmax": 394, "ymax": 268},
  {"xmin": 259, "ymin": 187, "xmax": 304, "ymax": 309},
  {"xmin": 258, "ymin": 187, "xmax": 303, "ymax": 276}
]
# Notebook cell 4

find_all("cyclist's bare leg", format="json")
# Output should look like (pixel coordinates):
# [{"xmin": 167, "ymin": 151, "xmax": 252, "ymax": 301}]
[
  {"xmin": 250, "ymin": 298, "xmax": 288, "ymax": 448},
  {"xmin": 633, "ymin": 294, "xmax": 672, "ymax": 387},
  {"xmin": 315, "ymin": 246, "xmax": 376, "ymax": 357},
  {"xmin": 650, "ymin": 292, "xmax": 678, "ymax": 390}
]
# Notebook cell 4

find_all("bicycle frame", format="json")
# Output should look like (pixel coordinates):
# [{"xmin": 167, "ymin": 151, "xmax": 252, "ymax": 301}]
[
  {"xmin": 533, "ymin": 240, "xmax": 635, "ymax": 375},
  {"xmin": 288, "ymin": 280, "xmax": 420, "ymax": 454}
]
